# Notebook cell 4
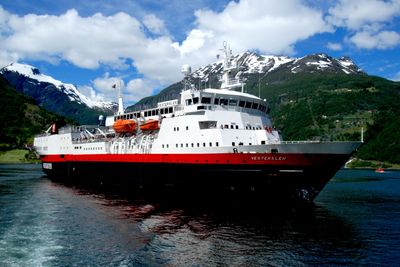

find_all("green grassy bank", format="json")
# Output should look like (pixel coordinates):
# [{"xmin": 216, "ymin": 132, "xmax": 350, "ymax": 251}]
[{"xmin": 0, "ymin": 149, "xmax": 39, "ymax": 164}]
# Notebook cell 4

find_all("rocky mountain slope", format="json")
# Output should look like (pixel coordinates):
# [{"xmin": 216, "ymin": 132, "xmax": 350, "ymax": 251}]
[
  {"xmin": 0, "ymin": 76, "xmax": 70, "ymax": 149},
  {"xmin": 0, "ymin": 63, "xmax": 116, "ymax": 124}
]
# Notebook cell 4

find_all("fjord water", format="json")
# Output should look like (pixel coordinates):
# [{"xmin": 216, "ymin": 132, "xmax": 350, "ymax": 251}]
[{"xmin": 1, "ymin": 164, "xmax": 399, "ymax": 266}]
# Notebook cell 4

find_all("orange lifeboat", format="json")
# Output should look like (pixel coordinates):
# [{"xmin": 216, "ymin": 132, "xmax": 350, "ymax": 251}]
[
  {"xmin": 140, "ymin": 119, "xmax": 159, "ymax": 131},
  {"xmin": 113, "ymin": 119, "xmax": 137, "ymax": 134}
]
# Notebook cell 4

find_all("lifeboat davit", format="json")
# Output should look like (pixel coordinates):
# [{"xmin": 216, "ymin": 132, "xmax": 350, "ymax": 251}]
[
  {"xmin": 140, "ymin": 119, "xmax": 159, "ymax": 131},
  {"xmin": 113, "ymin": 119, "xmax": 137, "ymax": 133}
]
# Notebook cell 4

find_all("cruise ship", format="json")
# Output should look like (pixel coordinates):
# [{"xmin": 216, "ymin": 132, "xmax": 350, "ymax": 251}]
[{"xmin": 33, "ymin": 43, "xmax": 362, "ymax": 202}]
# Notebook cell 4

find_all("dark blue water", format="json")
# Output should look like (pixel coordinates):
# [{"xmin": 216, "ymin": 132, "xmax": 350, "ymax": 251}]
[{"xmin": 1, "ymin": 164, "xmax": 399, "ymax": 266}]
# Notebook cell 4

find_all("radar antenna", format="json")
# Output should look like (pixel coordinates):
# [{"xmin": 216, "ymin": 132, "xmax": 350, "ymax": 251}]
[{"xmin": 181, "ymin": 64, "xmax": 194, "ymax": 91}]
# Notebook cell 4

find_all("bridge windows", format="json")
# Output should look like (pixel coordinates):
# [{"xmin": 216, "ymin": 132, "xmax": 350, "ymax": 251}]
[
  {"xmin": 201, "ymin": 97, "xmax": 211, "ymax": 104},
  {"xmin": 229, "ymin": 98, "xmax": 237, "ymax": 106}
]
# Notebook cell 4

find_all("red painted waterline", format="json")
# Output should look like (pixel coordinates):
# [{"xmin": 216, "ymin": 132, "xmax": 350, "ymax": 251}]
[{"xmin": 40, "ymin": 153, "xmax": 345, "ymax": 166}]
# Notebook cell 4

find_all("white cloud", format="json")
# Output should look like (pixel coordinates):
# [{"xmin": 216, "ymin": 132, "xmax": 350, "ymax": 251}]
[
  {"xmin": 78, "ymin": 85, "xmax": 107, "ymax": 103},
  {"xmin": 391, "ymin": 71, "xmax": 400, "ymax": 81},
  {"xmin": 326, "ymin": 42, "xmax": 342, "ymax": 51},
  {"xmin": 90, "ymin": 73, "xmax": 159, "ymax": 103},
  {"xmin": 93, "ymin": 73, "xmax": 123, "ymax": 93},
  {"xmin": 327, "ymin": 0, "xmax": 400, "ymax": 50},
  {"xmin": 349, "ymin": 30, "xmax": 400, "ymax": 50},
  {"xmin": 143, "ymin": 14, "xmax": 168, "ymax": 35},
  {"xmin": 183, "ymin": 0, "xmax": 331, "ymax": 55},
  {"xmin": 126, "ymin": 78, "xmax": 157, "ymax": 103},
  {"xmin": 327, "ymin": 0, "xmax": 400, "ymax": 31}
]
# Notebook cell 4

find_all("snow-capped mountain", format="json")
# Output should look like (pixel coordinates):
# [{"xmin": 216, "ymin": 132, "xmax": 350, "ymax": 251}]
[
  {"xmin": 191, "ymin": 51, "xmax": 363, "ymax": 81},
  {"xmin": 0, "ymin": 63, "xmax": 116, "ymax": 124},
  {"xmin": 1, "ymin": 63, "xmax": 115, "ymax": 110},
  {"xmin": 127, "ymin": 51, "xmax": 363, "ymax": 111}
]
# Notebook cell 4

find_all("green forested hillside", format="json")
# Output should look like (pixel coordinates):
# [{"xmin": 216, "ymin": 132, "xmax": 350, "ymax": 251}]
[
  {"xmin": 0, "ymin": 77, "xmax": 70, "ymax": 149},
  {"xmin": 253, "ymin": 73, "xmax": 400, "ymax": 163}
]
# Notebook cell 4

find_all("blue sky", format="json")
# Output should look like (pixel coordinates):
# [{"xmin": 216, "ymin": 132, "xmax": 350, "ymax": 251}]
[{"xmin": 0, "ymin": 0, "xmax": 399, "ymax": 105}]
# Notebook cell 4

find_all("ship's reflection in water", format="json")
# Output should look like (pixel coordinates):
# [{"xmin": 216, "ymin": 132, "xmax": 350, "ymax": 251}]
[
  {"xmin": 4, "ymin": 165, "xmax": 399, "ymax": 266},
  {"xmin": 52, "ymin": 179, "xmax": 363, "ymax": 266}
]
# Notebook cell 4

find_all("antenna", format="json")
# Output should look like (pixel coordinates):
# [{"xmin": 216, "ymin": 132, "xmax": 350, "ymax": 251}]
[{"xmin": 181, "ymin": 64, "xmax": 192, "ymax": 90}]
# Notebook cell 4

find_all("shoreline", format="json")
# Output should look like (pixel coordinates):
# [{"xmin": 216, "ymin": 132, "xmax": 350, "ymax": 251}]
[
  {"xmin": 0, "ymin": 149, "xmax": 39, "ymax": 164},
  {"xmin": 345, "ymin": 158, "xmax": 400, "ymax": 170},
  {"xmin": 1, "ymin": 150, "xmax": 399, "ymax": 170}
]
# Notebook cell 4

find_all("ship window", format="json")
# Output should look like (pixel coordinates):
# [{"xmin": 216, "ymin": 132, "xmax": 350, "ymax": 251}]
[
  {"xmin": 214, "ymin": 98, "xmax": 219, "ymax": 105},
  {"xmin": 252, "ymin": 102, "xmax": 259, "ymax": 110},
  {"xmin": 169, "ymin": 107, "xmax": 173, "ymax": 113},
  {"xmin": 191, "ymin": 143, "xmax": 194, "ymax": 147},
  {"xmin": 186, "ymin": 143, "xmax": 188, "ymax": 147},
  {"xmin": 160, "ymin": 109, "xmax": 164, "ymax": 115},
  {"xmin": 181, "ymin": 144, "xmax": 183, "ymax": 147},
  {"xmin": 249, "ymin": 143, "xmax": 252, "ymax": 146},
  {"xmin": 239, "ymin": 100, "xmax": 245, "ymax": 107},
  {"xmin": 229, "ymin": 99, "xmax": 237, "ymax": 106},
  {"xmin": 177, "ymin": 127, "xmax": 179, "ymax": 131},
  {"xmin": 199, "ymin": 121, "xmax": 217, "ymax": 129},
  {"xmin": 155, "ymin": 109, "xmax": 159, "ymax": 115},
  {"xmin": 236, "ymin": 125, "xmax": 239, "ymax": 129},
  {"xmin": 176, "ymin": 144, "xmax": 178, "ymax": 148},
  {"xmin": 220, "ymin": 98, "xmax": 228, "ymax": 105},
  {"xmin": 162, "ymin": 144, "xmax": 164, "ymax": 148},
  {"xmin": 186, "ymin": 99, "xmax": 192, "ymax": 105},
  {"xmin": 261, "ymin": 141, "xmax": 266, "ymax": 145},
  {"xmin": 197, "ymin": 106, "xmax": 205, "ymax": 110},
  {"xmin": 186, "ymin": 126, "xmax": 189, "ymax": 130},
  {"xmin": 230, "ymin": 125, "xmax": 234, "ymax": 129},
  {"xmin": 209, "ymin": 142, "xmax": 212, "ymax": 147},
  {"xmin": 203, "ymin": 143, "xmax": 206, "ymax": 147},
  {"xmin": 245, "ymin": 101, "xmax": 252, "ymax": 108},
  {"xmin": 216, "ymin": 142, "xmax": 219, "ymax": 147},
  {"xmin": 193, "ymin": 97, "xmax": 199, "ymax": 104},
  {"xmin": 232, "ymin": 142, "xmax": 235, "ymax": 146},
  {"xmin": 197, "ymin": 143, "xmax": 200, "ymax": 147},
  {"xmin": 152, "ymin": 110, "xmax": 156, "ymax": 116},
  {"xmin": 167, "ymin": 144, "xmax": 169, "ymax": 148},
  {"xmin": 201, "ymin": 97, "xmax": 211, "ymax": 104}
]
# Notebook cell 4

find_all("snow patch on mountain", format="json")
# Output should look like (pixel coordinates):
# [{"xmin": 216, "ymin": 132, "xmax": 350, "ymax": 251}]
[
  {"xmin": 190, "ymin": 51, "xmax": 361, "ymax": 80},
  {"xmin": 2, "ymin": 63, "xmax": 115, "ymax": 110}
]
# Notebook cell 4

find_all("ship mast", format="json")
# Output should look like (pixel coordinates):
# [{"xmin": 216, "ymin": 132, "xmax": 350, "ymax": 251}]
[
  {"xmin": 115, "ymin": 81, "xmax": 124, "ymax": 115},
  {"xmin": 219, "ymin": 41, "xmax": 244, "ymax": 91}
]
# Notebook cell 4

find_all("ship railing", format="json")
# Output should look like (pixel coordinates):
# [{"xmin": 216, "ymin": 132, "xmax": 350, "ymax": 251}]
[{"xmin": 277, "ymin": 140, "xmax": 321, "ymax": 144}]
